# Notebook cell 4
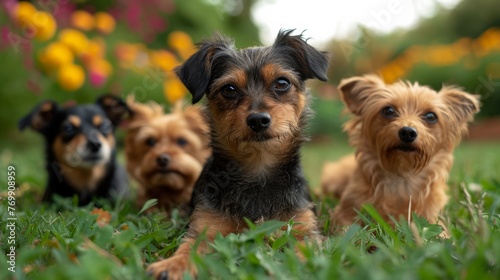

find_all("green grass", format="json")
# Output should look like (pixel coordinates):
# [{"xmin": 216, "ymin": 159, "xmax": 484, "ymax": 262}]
[{"xmin": 1, "ymin": 139, "xmax": 500, "ymax": 280}]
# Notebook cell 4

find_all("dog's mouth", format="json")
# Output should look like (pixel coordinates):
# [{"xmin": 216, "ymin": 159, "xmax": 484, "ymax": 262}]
[
  {"xmin": 393, "ymin": 144, "xmax": 418, "ymax": 153},
  {"xmin": 153, "ymin": 168, "xmax": 183, "ymax": 176},
  {"xmin": 82, "ymin": 155, "xmax": 104, "ymax": 162},
  {"xmin": 252, "ymin": 133, "xmax": 274, "ymax": 142}
]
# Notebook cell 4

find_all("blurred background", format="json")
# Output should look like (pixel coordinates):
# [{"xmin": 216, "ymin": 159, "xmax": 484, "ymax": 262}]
[{"xmin": 1, "ymin": 0, "xmax": 499, "ymax": 190}]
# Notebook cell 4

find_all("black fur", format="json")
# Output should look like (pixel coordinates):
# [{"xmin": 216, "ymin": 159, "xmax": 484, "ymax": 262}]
[
  {"xmin": 193, "ymin": 149, "xmax": 312, "ymax": 221},
  {"xmin": 19, "ymin": 95, "xmax": 129, "ymax": 206},
  {"xmin": 178, "ymin": 30, "xmax": 329, "ymax": 221}
]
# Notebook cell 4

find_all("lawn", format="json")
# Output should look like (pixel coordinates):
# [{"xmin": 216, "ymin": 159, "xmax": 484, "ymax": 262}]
[{"xmin": 1, "ymin": 138, "xmax": 499, "ymax": 280}]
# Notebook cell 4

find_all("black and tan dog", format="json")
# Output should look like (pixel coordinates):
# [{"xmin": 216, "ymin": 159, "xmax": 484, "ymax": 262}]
[
  {"xmin": 147, "ymin": 30, "xmax": 330, "ymax": 279},
  {"xmin": 19, "ymin": 95, "xmax": 129, "ymax": 206}
]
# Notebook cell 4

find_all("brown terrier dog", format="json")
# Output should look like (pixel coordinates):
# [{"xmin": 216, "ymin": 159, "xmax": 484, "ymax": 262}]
[
  {"xmin": 322, "ymin": 75, "xmax": 480, "ymax": 234},
  {"xmin": 147, "ymin": 30, "xmax": 329, "ymax": 279},
  {"xmin": 125, "ymin": 97, "xmax": 211, "ymax": 214}
]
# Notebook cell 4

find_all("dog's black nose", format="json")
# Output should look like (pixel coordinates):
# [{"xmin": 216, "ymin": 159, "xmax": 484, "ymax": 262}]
[
  {"xmin": 398, "ymin": 126, "xmax": 418, "ymax": 143},
  {"xmin": 86, "ymin": 140, "xmax": 101, "ymax": 153},
  {"xmin": 247, "ymin": 112, "xmax": 271, "ymax": 132},
  {"xmin": 156, "ymin": 154, "xmax": 170, "ymax": 167}
]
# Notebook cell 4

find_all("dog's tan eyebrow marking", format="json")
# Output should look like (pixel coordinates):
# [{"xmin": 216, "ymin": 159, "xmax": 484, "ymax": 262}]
[
  {"xmin": 214, "ymin": 68, "xmax": 247, "ymax": 89},
  {"xmin": 93, "ymin": 115, "xmax": 103, "ymax": 126},
  {"xmin": 68, "ymin": 115, "xmax": 81, "ymax": 127},
  {"xmin": 41, "ymin": 102, "xmax": 53, "ymax": 112}
]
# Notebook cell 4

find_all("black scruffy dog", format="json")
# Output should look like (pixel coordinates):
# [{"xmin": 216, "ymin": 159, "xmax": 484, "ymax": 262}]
[
  {"xmin": 19, "ymin": 95, "xmax": 129, "ymax": 206},
  {"xmin": 147, "ymin": 29, "xmax": 330, "ymax": 280}
]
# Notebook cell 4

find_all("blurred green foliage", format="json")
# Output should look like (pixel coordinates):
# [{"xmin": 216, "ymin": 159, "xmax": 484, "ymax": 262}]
[{"xmin": 325, "ymin": 0, "xmax": 500, "ymax": 120}]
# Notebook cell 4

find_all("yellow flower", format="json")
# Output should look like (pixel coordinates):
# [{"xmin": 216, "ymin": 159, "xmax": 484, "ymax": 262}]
[
  {"xmin": 168, "ymin": 31, "xmax": 194, "ymax": 57},
  {"xmin": 150, "ymin": 50, "xmax": 179, "ymax": 72},
  {"xmin": 57, "ymin": 64, "xmax": 85, "ymax": 91},
  {"xmin": 94, "ymin": 12, "xmax": 115, "ymax": 34},
  {"xmin": 58, "ymin": 29, "xmax": 89, "ymax": 55},
  {"xmin": 38, "ymin": 42, "xmax": 73, "ymax": 71},
  {"xmin": 71, "ymin": 10, "xmax": 94, "ymax": 31},
  {"xmin": 163, "ymin": 78, "xmax": 186, "ymax": 104},
  {"xmin": 32, "ymin": 11, "xmax": 57, "ymax": 41},
  {"xmin": 14, "ymin": 1, "xmax": 37, "ymax": 27}
]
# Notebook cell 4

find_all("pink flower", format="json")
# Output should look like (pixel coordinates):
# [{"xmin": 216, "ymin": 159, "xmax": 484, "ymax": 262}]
[{"xmin": 89, "ymin": 70, "xmax": 106, "ymax": 87}]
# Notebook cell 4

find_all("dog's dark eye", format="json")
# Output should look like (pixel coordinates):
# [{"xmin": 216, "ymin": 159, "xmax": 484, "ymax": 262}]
[
  {"xmin": 99, "ymin": 119, "xmax": 113, "ymax": 134},
  {"xmin": 61, "ymin": 122, "xmax": 76, "ymax": 135},
  {"xmin": 423, "ymin": 112, "xmax": 438, "ymax": 124},
  {"xmin": 381, "ymin": 106, "xmax": 397, "ymax": 118},
  {"xmin": 221, "ymin": 84, "xmax": 239, "ymax": 99},
  {"xmin": 145, "ymin": 137, "xmax": 157, "ymax": 147},
  {"xmin": 272, "ymin": 78, "xmax": 291, "ymax": 93},
  {"xmin": 176, "ymin": 137, "xmax": 188, "ymax": 147}
]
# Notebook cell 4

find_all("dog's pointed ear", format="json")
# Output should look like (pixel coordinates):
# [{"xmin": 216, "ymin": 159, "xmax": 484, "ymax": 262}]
[
  {"xmin": 273, "ymin": 29, "xmax": 330, "ymax": 82},
  {"xmin": 96, "ymin": 94, "xmax": 129, "ymax": 126},
  {"xmin": 176, "ymin": 35, "xmax": 234, "ymax": 104},
  {"xmin": 19, "ymin": 100, "xmax": 58, "ymax": 133},
  {"xmin": 338, "ymin": 75, "xmax": 385, "ymax": 115},
  {"xmin": 125, "ymin": 95, "xmax": 164, "ymax": 122},
  {"xmin": 440, "ymin": 86, "xmax": 480, "ymax": 124}
]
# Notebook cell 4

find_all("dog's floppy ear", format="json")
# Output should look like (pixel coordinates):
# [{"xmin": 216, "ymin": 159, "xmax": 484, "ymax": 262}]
[
  {"xmin": 440, "ymin": 86, "xmax": 480, "ymax": 124},
  {"xmin": 338, "ymin": 75, "xmax": 385, "ymax": 115},
  {"xmin": 19, "ymin": 100, "xmax": 58, "ymax": 133},
  {"xmin": 176, "ymin": 35, "xmax": 234, "ymax": 104},
  {"xmin": 96, "ymin": 94, "xmax": 129, "ymax": 126},
  {"xmin": 273, "ymin": 29, "xmax": 330, "ymax": 82}
]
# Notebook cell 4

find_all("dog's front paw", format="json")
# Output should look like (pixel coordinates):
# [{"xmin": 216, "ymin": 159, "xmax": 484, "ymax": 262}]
[{"xmin": 147, "ymin": 255, "xmax": 195, "ymax": 280}]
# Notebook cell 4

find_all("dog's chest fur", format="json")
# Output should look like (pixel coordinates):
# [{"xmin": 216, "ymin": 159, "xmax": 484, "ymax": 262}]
[{"xmin": 193, "ymin": 150, "xmax": 311, "ymax": 221}]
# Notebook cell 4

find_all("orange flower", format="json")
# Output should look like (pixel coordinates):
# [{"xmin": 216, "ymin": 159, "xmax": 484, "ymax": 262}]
[
  {"xmin": 94, "ymin": 12, "xmax": 115, "ymax": 34},
  {"xmin": 57, "ymin": 64, "xmax": 85, "ymax": 91},
  {"xmin": 88, "ymin": 59, "xmax": 113, "ymax": 76},
  {"xmin": 71, "ymin": 10, "xmax": 94, "ymax": 31},
  {"xmin": 90, "ymin": 208, "xmax": 112, "ymax": 228},
  {"xmin": 81, "ymin": 38, "xmax": 106, "ymax": 65},
  {"xmin": 115, "ymin": 43, "xmax": 149, "ymax": 69}
]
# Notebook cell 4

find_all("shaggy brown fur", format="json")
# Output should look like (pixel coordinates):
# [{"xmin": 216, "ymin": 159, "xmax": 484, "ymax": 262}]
[
  {"xmin": 322, "ymin": 75, "xmax": 480, "ymax": 235},
  {"xmin": 125, "ymin": 97, "xmax": 211, "ymax": 214}
]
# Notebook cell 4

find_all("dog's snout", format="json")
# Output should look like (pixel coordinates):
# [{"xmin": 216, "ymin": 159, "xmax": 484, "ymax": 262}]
[
  {"xmin": 156, "ymin": 154, "xmax": 171, "ymax": 167},
  {"xmin": 398, "ymin": 126, "xmax": 417, "ymax": 143},
  {"xmin": 246, "ymin": 112, "xmax": 271, "ymax": 132},
  {"xmin": 86, "ymin": 139, "xmax": 102, "ymax": 153}
]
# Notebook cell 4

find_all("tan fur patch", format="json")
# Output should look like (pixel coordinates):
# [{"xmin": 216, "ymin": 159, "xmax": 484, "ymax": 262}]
[
  {"xmin": 92, "ymin": 115, "xmax": 102, "ymax": 127},
  {"xmin": 68, "ymin": 115, "xmax": 81, "ymax": 127}
]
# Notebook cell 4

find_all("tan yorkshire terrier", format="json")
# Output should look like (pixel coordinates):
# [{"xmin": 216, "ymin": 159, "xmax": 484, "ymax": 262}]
[
  {"xmin": 125, "ymin": 97, "xmax": 211, "ymax": 214},
  {"xmin": 322, "ymin": 75, "xmax": 480, "ymax": 234}
]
